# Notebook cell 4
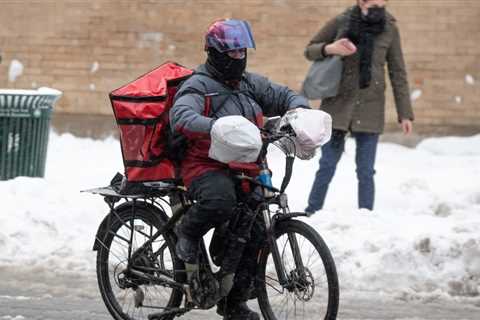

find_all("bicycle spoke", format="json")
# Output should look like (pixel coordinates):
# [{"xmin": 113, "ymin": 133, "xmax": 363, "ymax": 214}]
[{"xmin": 264, "ymin": 275, "xmax": 284, "ymax": 294}]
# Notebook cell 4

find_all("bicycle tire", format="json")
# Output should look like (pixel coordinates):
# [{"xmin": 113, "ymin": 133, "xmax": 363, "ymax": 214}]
[
  {"xmin": 256, "ymin": 219, "xmax": 339, "ymax": 320},
  {"xmin": 96, "ymin": 202, "xmax": 185, "ymax": 320}
]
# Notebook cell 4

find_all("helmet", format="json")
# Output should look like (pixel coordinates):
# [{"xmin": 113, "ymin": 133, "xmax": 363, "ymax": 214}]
[{"xmin": 205, "ymin": 19, "xmax": 256, "ymax": 53}]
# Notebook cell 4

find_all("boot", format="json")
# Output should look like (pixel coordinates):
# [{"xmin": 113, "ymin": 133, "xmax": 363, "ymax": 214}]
[{"xmin": 217, "ymin": 300, "xmax": 260, "ymax": 320}]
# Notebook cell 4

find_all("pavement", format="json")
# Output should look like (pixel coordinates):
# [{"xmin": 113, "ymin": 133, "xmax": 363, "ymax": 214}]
[{"xmin": 0, "ymin": 265, "xmax": 479, "ymax": 320}]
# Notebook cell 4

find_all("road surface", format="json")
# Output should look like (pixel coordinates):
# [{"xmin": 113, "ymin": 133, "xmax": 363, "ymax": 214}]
[{"xmin": 0, "ymin": 266, "xmax": 478, "ymax": 320}]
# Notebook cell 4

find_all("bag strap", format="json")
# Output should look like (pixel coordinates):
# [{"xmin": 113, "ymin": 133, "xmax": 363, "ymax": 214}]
[
  {"xmin": 178, "ymin": 71, "xmax": 233, "ymax": 118},
  {"xmin": 203, "ymin": 94, "xmax": 212, "ymax": 116},
  {"xmin": 192, "ymin": 71, "xmax": 256, "ymax": 119}
]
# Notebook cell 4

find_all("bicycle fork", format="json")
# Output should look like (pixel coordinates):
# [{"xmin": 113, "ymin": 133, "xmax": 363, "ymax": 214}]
[{"xmin": 263, "ymin": 205, "xmax": 306, "ymax": 288}]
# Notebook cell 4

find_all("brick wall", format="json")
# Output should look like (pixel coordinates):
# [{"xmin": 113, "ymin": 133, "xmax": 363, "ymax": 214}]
[{"xmin": 0, "ymin": 0, "xmax": 479, "ymax": 134}]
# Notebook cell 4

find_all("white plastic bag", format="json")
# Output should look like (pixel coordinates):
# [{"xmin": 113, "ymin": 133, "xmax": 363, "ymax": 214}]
[
  {"xmin": 280, "ymin": 109, "xmax": 332, "ymax": 159},
  {"xmin": 209, "ymin": 115, "xmax": 262, "ymax": 164}
]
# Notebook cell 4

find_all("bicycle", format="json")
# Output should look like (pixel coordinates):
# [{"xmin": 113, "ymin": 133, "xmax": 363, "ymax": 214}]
[{"xmin": 84, "ymin": 117, "xmax": 339, "ymax": 320}]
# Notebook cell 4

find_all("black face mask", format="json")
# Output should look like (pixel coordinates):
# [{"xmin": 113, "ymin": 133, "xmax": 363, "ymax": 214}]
[
  {"xmin": 206, "ymin": 48, "xmax": 247, "ymax": 82},
  {"xmin": 363, "ymin": 6, "xmax": 386, "ymax": 24}
]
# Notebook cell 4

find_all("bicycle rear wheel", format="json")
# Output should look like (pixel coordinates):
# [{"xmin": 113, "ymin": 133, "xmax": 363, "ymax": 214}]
[
  {"xmin": 96, "ymin": 202, "xmax": 185, "ymax": 320},
  {"xmin": 257, "ymin": 219, "xmax": 339, "ymax": 320}
]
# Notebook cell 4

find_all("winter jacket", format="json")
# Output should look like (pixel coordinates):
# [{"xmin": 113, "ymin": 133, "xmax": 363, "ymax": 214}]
[
  {"xmin": 305, "ymin": 7, "xmax": 414, "ymax": 133},
  {"xmin": 170, "ymin": 64, "xmax": 309, "ymax": 186}
]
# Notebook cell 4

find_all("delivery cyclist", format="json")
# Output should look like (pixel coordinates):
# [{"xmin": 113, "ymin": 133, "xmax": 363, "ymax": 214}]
[{"xmin": 170, "ymin": 19, "xmax": 310, "ymax": 320}]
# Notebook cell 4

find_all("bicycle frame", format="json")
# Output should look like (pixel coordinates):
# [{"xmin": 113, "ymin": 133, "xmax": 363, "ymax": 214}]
[{"xmin": 93, "ymin": 189, "xmax": 308, "ymax": 292}]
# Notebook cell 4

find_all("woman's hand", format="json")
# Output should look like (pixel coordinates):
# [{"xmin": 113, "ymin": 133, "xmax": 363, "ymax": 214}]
[
  {"xmin": 324, "ymin": 38, "xmax": 357, "ymax": 57},
  {"xmin": 400, "ymin": 119, "xmax": 413, "ymax": 135}
]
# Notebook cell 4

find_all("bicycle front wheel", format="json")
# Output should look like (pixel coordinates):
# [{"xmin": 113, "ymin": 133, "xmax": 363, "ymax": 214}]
[{"xmin": 257, "ymin": 219, "xmax": 339, "ymax": 320}]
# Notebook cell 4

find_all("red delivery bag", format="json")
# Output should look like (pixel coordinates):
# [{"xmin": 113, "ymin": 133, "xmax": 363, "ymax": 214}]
[{"xmin": 110, "ymin": 62, "xmax": 193, "ymax": 182}]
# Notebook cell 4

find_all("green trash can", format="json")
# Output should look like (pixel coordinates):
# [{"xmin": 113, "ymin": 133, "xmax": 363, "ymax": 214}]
[{"xmin": 0, "ymin": 88, "xmax": 62, "ymax": 180}]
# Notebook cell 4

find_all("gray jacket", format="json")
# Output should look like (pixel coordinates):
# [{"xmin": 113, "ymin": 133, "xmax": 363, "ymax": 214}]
[{"xmin": 170, "ymin": 64, "xmax": 308, "ymax": 185}]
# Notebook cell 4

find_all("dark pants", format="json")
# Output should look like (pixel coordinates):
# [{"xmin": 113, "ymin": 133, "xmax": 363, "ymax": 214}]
[
  {"xmin": 306, "ymin": 131, "xmax": 379, "ymax": 211},
  {"xmin": 178, "ymin": 170, "xmax": 264, "ymax": 302},
  {"xmin": 179, "ymin": 170, "xmax": 237, "ymax": 239}
]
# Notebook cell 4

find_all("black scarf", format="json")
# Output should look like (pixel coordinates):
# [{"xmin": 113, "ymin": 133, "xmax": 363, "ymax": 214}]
[
  {"xmin": 346, "ymin": 6, "xmax": 386, "ymax": 89},
  {"xmin": 205, "ymin": 47, "xmax": 247, "ymax": 84}
]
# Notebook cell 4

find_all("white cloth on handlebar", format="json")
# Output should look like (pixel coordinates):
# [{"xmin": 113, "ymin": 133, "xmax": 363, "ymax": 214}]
[
  {"xmin": 209, "ymin": 115, "xmax": 262, "ymax": 164},
  {"xmin": 280, "ymin": 108, "xmax": 332, "ymax": 160}
]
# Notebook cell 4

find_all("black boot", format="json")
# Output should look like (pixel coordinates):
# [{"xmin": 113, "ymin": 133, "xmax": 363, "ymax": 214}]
[{"xmin": 217, "ymin": 300, "xmax": 260, "ymax": 320}]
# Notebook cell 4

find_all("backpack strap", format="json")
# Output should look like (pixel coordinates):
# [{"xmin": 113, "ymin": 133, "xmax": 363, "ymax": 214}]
[
  {"xmin": 178, "ymin": 71, "xmax": 254, "ymax": 119},
  {"xmin": 203, "ymin": 94, "xmax": 212, "ymax": 117},
  {"xmin": 193, "ymin": 72, "xmax": 255, "ymax": 119},
  {"xmin": 177, "ymin": 71, "xmax": 233, "ymax": 118}
]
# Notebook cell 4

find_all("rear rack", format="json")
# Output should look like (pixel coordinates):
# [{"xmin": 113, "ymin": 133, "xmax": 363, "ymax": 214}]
[{"xmin": 81, "ymin": 181, "xmax": 185, "ymax": 199}]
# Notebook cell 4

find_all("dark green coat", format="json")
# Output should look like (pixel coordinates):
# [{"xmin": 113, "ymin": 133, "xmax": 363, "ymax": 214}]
[{"xmin": 305, "ymin": 7, "xmax": 414, "ymax": 133}]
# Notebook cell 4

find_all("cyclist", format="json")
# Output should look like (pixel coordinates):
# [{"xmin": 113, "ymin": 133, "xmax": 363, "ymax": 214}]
[{"xmin": 170, "ymin": 19, "xmax": 311, "ymax": 320}]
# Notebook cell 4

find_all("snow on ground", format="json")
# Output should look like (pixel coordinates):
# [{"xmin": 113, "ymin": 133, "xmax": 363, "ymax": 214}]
[{"xmin": 0, "ymin": 132, "xmax": 479, "ymax": 303}]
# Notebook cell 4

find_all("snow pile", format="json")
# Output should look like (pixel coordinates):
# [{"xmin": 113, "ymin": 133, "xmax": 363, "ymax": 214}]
[
  {"xmin": 0, "ymin": 132, "xmax": 479, "ymax": 302},
  {"xmin": 280, "ymin": 136, "xmax": 480, "ymax": 301},
  {"xmin": 0, "ymin": 134, "xmax": 121, "ymax": 273},
  {"xmin": 416, "ymin": 135, "xmax": 480, "ymax": 156}
]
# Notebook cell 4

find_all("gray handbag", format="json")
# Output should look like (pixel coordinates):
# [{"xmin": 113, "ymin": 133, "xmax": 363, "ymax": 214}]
[{"xmin": 301, "ymin": 55, "xmax": 343, "ymax": 100}]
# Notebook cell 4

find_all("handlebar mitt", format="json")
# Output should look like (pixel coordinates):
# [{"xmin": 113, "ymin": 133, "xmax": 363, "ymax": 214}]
[
  {"xmin": 209, "ymin": 115, "xmax": 262, "ymax": 164},
  {"xmin": 280, "ymin": 109, "xmax": 332, "ymax": 160}
]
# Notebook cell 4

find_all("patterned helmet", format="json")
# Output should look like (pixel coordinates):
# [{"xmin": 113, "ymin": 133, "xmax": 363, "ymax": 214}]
[{"xmin": 205, "ymin": 19, "xmax": 256, "ymax": 53}]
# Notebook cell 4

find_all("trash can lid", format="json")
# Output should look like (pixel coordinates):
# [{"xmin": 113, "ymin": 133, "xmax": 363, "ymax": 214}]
[{"xmin": 0, "ymin": 87, "xmax": 62, "ymax": 97}]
